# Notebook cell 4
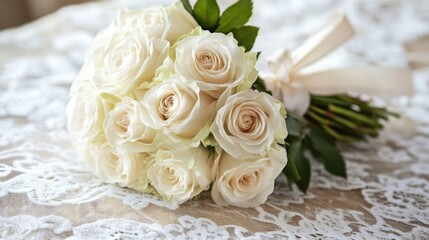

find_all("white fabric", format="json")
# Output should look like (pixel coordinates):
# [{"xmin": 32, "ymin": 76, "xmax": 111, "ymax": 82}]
[{"xmin": 0, "ymin": 0, "xmax": 429, "ymax": 239}]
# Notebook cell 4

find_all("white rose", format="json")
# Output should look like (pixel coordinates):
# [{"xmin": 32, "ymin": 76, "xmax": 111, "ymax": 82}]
[
  {"xmin": 67, "ymin": 80, "xmax": 111, "ymax": 142},
  {"xmin": 211, "ymin": 146, "xmax": 287, "ymax": 208},
  {"xmin": 165, "ymin": 1, "xmax": 199, "ymax": 43},
  {"xmin": 211, "ymin": 90, "xmax": 288, "ymax": 159},
  {"xmin": 147, "ymin": 147, "xmax": 212, "ymax": 204},
  {"xmin": 161, "ymin": 27, "xmax": 258, "ymax": 99},
  {"xmin": 143, "ymin": 75, "xmax": 216, "ymax": 146},
  {"xmin": 116, "ymin": 1, "xmax": 198, "ymax": 44},
  {"xmin": 104, "ymin": 97, "xmax": 159, "ymax": 153},
  {"xmin": 86, "ymin": 25, "xmax": 169, "ymax": 97},
  {"xmin": 77, "ymin": 136, "xmax": 154, "ymax": 192},
  {"xmin": 116, "ymin": 6, "xmax": 168, "ymax": 41}
]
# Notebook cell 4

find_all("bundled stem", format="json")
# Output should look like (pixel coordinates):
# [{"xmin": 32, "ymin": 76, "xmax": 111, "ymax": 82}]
[
  {"xmin": 282, "ymin": 94, "xmax": 399, "ymax": 193},
  {"xmin": 305, "ymin": 94, "xmax": 398, "ymax": 141}
]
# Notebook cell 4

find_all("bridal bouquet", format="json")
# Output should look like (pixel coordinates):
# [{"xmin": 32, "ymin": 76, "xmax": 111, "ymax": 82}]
[{"xmin": 67, "ymin": 0, "xmax": 412, "ymax": 207}]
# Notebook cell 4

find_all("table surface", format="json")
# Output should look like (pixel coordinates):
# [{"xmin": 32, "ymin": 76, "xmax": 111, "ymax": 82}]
[{"xmin": 0, "ymin": 0, "xmax": 428, "ymax": 239}]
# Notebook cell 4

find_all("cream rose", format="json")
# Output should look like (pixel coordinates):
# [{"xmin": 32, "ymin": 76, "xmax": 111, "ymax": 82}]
[
  {"xmin": 143, "ymin": 75, "xmax": 216, "ymax": 146},
  {"xmin": 116, "ymin": 1, "xmax": 198, "ymax": 44},
  {"xmin": 67, "ymin": 80, "xmax": 111, "ymax": 142},
  {"xmin": 211, "ymin": 90, "xmax": 288, "ymax": 159},
  {"xmin": 104, "ymin": 97, "xmax": 159, "ymax": 154},
  {"xmin": 161, "ymin": 28, "xmax": 258, "ymax": 99},
  {"xmin": 211, "ymin": 146, "xmax": 287, "ymax": 208},
  {"xmin": 147, "ymin": 147, "xmax": 212, "ymax": 204},
  {"xmin": 77, "ymin": 137, "xmax": 154, "ymax": 192},
  {"xmin": 86, "ymin": 26, "xmax": 169, "ymax": 98}
]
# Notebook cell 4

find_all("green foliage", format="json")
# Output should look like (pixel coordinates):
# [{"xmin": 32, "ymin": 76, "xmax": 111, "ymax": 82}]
[
  {"xmin": 307, "ymin": 128, "xmax": 346, "ymax": 177},
  {"xmin": 282, "ymin": 94, "xmax": 397, "ymax": 193},
  {"xmin": 216, "ymin": 0, "xmax": 253, "ymax": 33},
  {"xmin": 286, "ymin": 137, "xmax": 311, "ymax": 193},
  {"xmin": 283, "ymin": 155, "xmax": 301, "ymax": 183},
  {"xmin": 285, "ymin": 113, "xmax": 306, "ymax": 137},
  {"xmin": 232, "ymin": 26, "xmax": 259, "ymax": 52},
  {"xmin": 306, "ymin": 94, "xmax": 397, "ymax": 141},
  {"xmin": 251, "ymin": 76, "xmax": 272, "ymax": 95},
  {"xmin": 181, "ymin": 0, "xmax": 193, "ymax": 15},
  {"xmin": 193, "ymin": 0, "xmax": 220, "ymax": 32},
  {"xmin": 187, "ymin": 0, "xmax": 256, "ymax": 51}
]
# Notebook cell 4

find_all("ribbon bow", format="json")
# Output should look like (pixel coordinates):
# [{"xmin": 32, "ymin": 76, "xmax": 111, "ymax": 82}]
[{"xmin": 264, "ymin": 12, "xmax": 413, "ymax": 116}]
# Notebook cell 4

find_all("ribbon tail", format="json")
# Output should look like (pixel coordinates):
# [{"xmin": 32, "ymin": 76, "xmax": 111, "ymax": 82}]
[
  {"xmin": 405, "ymin": 35, "xmax": 429, "ymax": 69},
  {"xmin": 407, "ymin": 52, "xmax": 429, "ymax": 69},
  {"xmin": 295, "ymin": 67, "xmax": 414, "ymax": 98},
  {"xmin": 292, "ymin": 11, "xmax": 355, "ymax": 71}
]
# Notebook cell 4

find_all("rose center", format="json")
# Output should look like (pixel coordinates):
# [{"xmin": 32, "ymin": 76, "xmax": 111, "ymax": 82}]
[
  {"xmin": 227, "ymin": 101, "xmax": 269, "ymax": 141},
  {"xmin": 242, "ymin": 114, "xmax": 256, "ymax": 132},
  {"xmin": 145, "ymin": 13, "xmax": 156, "ymax": 25},
  {"xmin": 236, "ymin": 170, "xmax": 263, "ymax": 194},
  {"xmin": 159, "ymin": 93, "xmax": 178, "ymax": 120},
  {"xmin": 239, "ymin": 173, "xmax": 256, "ymax": 187},
  {"xmin": 107, "ymin": 154, "xmax": 119, "ymax": 169},
  {"xmin": 160, "ymin": 166, "xmax": 179, "ymax": 186},
  {"xmin": 168, "ymin": 168, "xmax": 178, "ymax": 182},
  {"xmin": 197, "ymin": 52, "xmax": 224, "ymax": 71},
  {"xmin": 237, "ymin": 109, "xmax": 260, "ymax": 133},
  {"xmin": 117, "ymin": 113, "xmax": 130, "ymax": 133},
  {"xmin": 113, "ymin": 44, "xmax": 136, "ymax": 70}
]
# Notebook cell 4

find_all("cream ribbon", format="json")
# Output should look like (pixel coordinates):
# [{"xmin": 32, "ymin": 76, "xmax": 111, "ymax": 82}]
[{"xmin": 264, "ymin": 11, "xmax": 413, "ymax": 116}]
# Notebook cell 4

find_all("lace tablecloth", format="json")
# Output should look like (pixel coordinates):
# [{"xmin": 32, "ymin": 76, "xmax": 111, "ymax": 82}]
[{"xmin": 1, "ymin": 0, "xmax": 428, "ymax": 239}]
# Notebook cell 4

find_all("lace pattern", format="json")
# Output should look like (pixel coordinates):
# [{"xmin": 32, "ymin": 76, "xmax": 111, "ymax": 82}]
[{"xmin": 0, "ymin": 0, "xmax": 428, "ymax": 238}]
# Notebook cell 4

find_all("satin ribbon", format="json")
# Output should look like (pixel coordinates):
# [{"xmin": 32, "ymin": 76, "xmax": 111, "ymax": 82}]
[{"xmin": 264, "ymin": 11, "xmax": 413, "ymax": 116}]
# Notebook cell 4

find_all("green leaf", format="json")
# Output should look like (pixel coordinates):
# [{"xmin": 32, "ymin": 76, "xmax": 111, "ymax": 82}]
[
  {"xmin": 287, "ymin": 137, "xmax": 311, "ymax": 193},
  {"xmin": 181, "ymin": 0, "xmax": 193, "ymax": 15},
  {"xmin": 307, "ymin": 128, "xmax": 347, "ymax": 178},
  {"xmin": 232, "ymin": 26, "xmax": 259, "ymax": 51},
  {"xmin": 216, "ymin": 0, "xmax": 252, "ymax": 33},
  {"xmin": 193, "ymin": 0, "xmax": 220, "ymax": 31},
  {"xmin": 286, "ymin": 115, "xmax": 302, "ymax": 137},
  {"xmin": 251, "ymin": 76, "xmax": 271, "ymax": 95},
  {"xmin": 283, "ymin": 155, "xmax": 301, "ymax": 182}
]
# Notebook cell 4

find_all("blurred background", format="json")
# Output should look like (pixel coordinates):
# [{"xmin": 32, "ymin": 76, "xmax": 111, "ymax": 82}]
[{"xmin": 0, "ymin": 0, "xmax": 94, "ymax": 30}]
